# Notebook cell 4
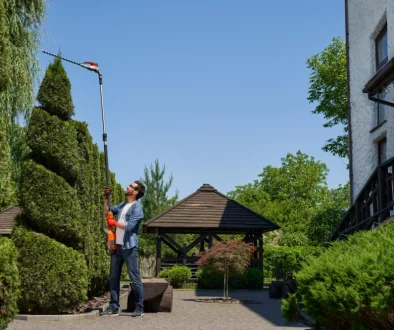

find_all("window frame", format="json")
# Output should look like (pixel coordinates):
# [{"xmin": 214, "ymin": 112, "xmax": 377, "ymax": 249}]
[
  {"xmin": 375, "ymin": 24, "xmax": 388, "ymax": 70},
  {"xmin": 378, "ymin": 137, "xmax": 387, "ymax": 165}
]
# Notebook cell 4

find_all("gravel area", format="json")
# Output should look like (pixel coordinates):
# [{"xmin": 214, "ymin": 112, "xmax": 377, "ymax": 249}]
[{"xmin": 8, "ymin": 290, "xmax": 308, "ymax": 330}]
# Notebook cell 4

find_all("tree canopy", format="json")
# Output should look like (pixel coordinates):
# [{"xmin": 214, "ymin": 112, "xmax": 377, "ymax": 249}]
[
  {"xmin": 228, "ymin": 151, "xmax": 349, "ymax": 246},
  {"xmin": 307, "ymin": 37, "xmax": 348, "ymax": 159}
]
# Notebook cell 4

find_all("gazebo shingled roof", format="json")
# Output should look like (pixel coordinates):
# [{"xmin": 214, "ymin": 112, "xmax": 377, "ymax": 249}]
[{"xmin": 143, "ymin": 183, "xmax": 279, "ymax": 234}]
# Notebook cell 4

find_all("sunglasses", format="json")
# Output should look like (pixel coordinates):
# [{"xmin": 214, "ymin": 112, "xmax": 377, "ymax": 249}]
[{"xmin": 129, "ymin": 184, "xmax": 139, "ymax": 191}]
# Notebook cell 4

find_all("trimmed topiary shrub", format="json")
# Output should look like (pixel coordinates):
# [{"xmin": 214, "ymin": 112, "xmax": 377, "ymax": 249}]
[
  {"xmin": 264, "ymin": 245, "xmax": 322, "ymax": 280},
  {"xmin": 13, "ymin": 226, "xmax": 88, "ymax": 314},
  {"xmin": 0, "ymin": 237, "xmax": 20, "ymax": 330},
  {"xmin": 282, "ymin": 222, "xmax": 394, "ymax": 330},
  {"xmin": 19, "ymin": 158, "xmax": 83, "ymax": 248},
  {"xmin": 37, "ymin": 56, "xmax": 74, "ymax": 119},
  {"xmin": 27, "ymin": 108, "xmax": 80, "ymax": 183}
]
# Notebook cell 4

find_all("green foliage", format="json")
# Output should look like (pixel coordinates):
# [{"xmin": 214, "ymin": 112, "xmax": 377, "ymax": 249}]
[
  {"xmin": 282, "ymin": 222, "xmax": 394, "ymax": 329},
  {"xmin": 264, "ymin": 245, "xmax": 322, "ymax": 280},
  {"xmin": 0, "ymin": 237, "xmax": 20, "ymax": 330},
  {"xmin": 0, "ymin": 0, "xmax": 46, "ymax": 195},
  {"xmin": 166, "ymin": 265, "xmax": 191, "ymax": 288},
  {"xmin": 196, "ymin": 240, "xmax": 255, "ymax": 299},
  {"xmin": 196, "ymin": 264, "xmax": 223, "ymax": 289},
  {"xmin": 37, "ymin": 57, "xmax": 74, "ymax": 119},
  {"xmin": 307, "ymin": 37, "xmax": 348, "ymax": 159},
  {"xmin": 0, "ymin": 0, "xmax": 11, "ymax": 92},
  {"xmin": 229, "ymin": 151, "xmax": 333, "ymax": 246},
  {"xmin": 0, "ymin": 114, "xmax": 14, "ymax": 210},
  {"xmin": 139, "ymin": 159, "xmax": 179, "ymax": 257},
  {"xmin": 19, "ymin": 158, "xmax": 83, "ymax": 248},
  {"xmin": 27, "ymin": 108, "xmax": 80, "ymax": 183},
  {"xmin": 241, "ymin": 268, "xmax": 264, "ymax": 290},
  {"xmin": 157, "ymin": 268, "xmax": 171, "ymax": 279},
  {"xmin": 196, "ymin": 265, "xmax": 264, "ymax": 290},
  {"xmin": 13, "ymin": 226, "xmax": 88, "ymax": 314}
]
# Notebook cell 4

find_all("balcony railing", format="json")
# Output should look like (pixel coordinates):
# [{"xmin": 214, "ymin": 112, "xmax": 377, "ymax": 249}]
[{"xmin": 331, "ymin": 156, "xmax": 394, "ymax": 240}]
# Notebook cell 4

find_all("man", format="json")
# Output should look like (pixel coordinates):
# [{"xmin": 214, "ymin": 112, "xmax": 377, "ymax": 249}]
[{"xmin": 100, "ymin": 181, "xmax": 146, "ymax": 317}]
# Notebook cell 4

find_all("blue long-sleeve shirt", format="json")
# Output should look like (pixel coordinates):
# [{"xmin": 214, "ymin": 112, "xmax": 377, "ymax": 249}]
[{"xmin": 110, "ymin": 201, "xmax": 144, "ymax": 249}]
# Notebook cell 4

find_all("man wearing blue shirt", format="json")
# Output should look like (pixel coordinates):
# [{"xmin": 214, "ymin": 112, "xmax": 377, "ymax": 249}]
[{"xmin": 100, "ymin": 181, "xmax": 145, "ymax": 317}]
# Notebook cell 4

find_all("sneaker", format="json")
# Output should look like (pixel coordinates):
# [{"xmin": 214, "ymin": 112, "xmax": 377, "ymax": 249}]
[
  {"xmin": 100, "ymin": 307, "xmax": 119, "ymax": 316},
  {"xmin": 130, "ymin": 309, "xmax": 144, "ymax": 317}
]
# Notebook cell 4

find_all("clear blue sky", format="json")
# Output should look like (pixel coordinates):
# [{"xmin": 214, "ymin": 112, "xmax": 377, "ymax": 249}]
[{"xmin": 38, "ymin": 0, "xmax": 348, "ymax": 199}]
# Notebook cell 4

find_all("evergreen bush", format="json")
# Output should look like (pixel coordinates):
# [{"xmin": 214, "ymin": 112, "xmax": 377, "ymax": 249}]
[
  {"xmin": 13, "ymin": 226, "xmax": 88, "ymax": 314},
  {"xmin": 264, "ymin": 245, "xmax": 322, "ymax": 280},
  {"xmin": 19, "ymin": 159, "xmax": 83, "ymax": 248},
  {"xmin": 36, "ymin": 57, "xmax": 74, "ymax": 119},
  {"xmin": 0, "ymin": 237, "xmax": 20, "ymax": 330},
  {"xmin": 282, "ymin": 222, "xmax": 394, "ymax": 330},
  {"xmin": 27, "ymin": 108, "xmax": 80, "ymax": 183}
]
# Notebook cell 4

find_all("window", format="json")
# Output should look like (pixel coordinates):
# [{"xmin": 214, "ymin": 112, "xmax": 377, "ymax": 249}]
[
  {"xmin": 376, "ymin": 24, "xmax": 388, "ymax": 70},
  {"xmin": 377, "ymin": 96, "xmax": 387, "ymax": 125},
  {"xmin": 375, "ymin": 25, "xmax": 388, "ymax": 125},
  {"xmin": 378, "ymin": 137, "xmax": 387, "ymax": 164}
]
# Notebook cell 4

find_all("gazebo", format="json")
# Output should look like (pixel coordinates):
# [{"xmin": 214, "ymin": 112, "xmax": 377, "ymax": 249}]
[{"xmin": 143, "ymin": 184, "xmax": 280, "ymax": 276}]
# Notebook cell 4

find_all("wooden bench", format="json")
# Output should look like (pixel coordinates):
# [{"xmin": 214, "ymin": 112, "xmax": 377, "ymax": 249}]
[{"xmin": 123, "ymin": 278, "xmax": 173, "ymax": 313}]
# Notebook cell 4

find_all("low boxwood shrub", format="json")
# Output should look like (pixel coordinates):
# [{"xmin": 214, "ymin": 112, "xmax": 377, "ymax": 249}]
[
  {"xmin": 0, "ymin": 237, "xmax": 20, "ymax": 330},
  {"xmin": 282, "ymin": 222, "xmax": 394, "ymax": 330},
  {"xmin": 157, "ymin": 268, "xmax": 171, "ymax": 279},
  {"xmin": 19, "ymin": 159, "xmax": 83, "ymax": 248},
  {"xmin": 167, "ymin": 265, "xmax": 191, "ymax": 288},
  {"xmin": 264, "ymin": 245, "xmax": 322, "ymax": 280},
  {"xmin": 12, "ymin": 226, "xmax": 88, "ymax": 314}
]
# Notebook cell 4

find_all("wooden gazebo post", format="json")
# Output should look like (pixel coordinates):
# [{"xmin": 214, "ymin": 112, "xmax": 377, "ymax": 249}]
[{"xmin": 156, "ymin": 231, "xmax": 162, "ymax": 276}]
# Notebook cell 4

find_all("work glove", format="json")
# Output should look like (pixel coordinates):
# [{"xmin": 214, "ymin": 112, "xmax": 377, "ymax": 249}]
[
  {"xmin": 104, "ymin": 187, "xmax": 110, "ymax": 199},
  {"xmin": 106, "ymin": 212, "xmax": 117, "ymax": 227}
]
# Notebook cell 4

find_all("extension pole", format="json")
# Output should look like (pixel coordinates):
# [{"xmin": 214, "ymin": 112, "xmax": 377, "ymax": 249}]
[{"xmin": 42, "ymin": 50, "xmax": 110, "ymax": 235}]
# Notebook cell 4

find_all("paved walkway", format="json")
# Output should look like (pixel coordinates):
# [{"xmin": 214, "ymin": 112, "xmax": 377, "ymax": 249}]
[{"xmin": 8, "ymin": 290, "xmax": 308, "ymax": 330}]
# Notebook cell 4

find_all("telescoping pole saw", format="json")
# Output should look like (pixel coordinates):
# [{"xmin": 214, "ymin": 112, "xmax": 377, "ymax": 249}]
[{"xmin": 42, "ymin": 51, "xmax": 110, "ymax": 237}]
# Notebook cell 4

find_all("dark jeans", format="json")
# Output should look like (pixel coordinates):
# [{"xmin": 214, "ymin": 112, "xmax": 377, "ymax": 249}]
[{"xmin": 109, "ymin": 246, "xmax": 144, "ymax": 311}]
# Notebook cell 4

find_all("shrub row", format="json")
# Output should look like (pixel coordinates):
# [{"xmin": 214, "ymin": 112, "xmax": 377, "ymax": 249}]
[
  {"xmin": 282, "ymin": 222, "xmax": 394, "ymax": 330},
  {"xmin": 0, "ymin": 237, "xmax": 20, "ymax": 330}
]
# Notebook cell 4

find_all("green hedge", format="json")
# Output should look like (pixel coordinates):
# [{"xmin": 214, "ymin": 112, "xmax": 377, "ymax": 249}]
[
  {"xmin": 282, "ymin": 222, "xmax": 394, "ymax": 330},
  {"xmin": 12, "ymin": 226, "xmax": 88, "ymax": 314},
  {"xmin": 19, "ymin": 159, "xmax": 83, "ymax": 248},
  {"xmin": 0, "ymin": 237, "xmax": 20, "ymax": 330},
  {"xmin": 196, "ymin": 264, "xmax": 264, "ymax": 290},
  {"xmin": 264, "ymin": 245, "xmax": 322, "ymax": 280},
  {"xmin": 37, "ymin": 57, "xmax": 74, "ymax": 120},
  {"xmin": 27, "ymin": 108, "xmax": 79, "ymax": 183}
]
